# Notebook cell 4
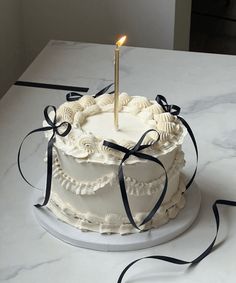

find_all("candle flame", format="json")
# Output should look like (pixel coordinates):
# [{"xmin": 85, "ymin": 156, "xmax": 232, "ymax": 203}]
[{"xmin": 116, "ymin": 35, "xmax": 127, "ymax": 47}]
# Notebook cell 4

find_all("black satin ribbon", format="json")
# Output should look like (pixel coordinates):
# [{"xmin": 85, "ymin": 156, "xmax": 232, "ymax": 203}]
[
  {"xmin": 15, "ymin": 80, "xmax": 89, "ymax": 92},
  {"xmin": 117, "ymin": 198, "xmax": 236, "ymax": 282},
  {"xmin": 103, "ymin": 129, "xmax": 168, "ymax": 230},
  {"xmin": 66, "ymin": 83, "xmax": 114, "ymax": 101},
  {"xmin": 155, "ymin": 94, "xmax": 198, "ymax": 189},
  {"xmin": 17, "ymin": 105, "xmax": 71, "ymax": 207}
]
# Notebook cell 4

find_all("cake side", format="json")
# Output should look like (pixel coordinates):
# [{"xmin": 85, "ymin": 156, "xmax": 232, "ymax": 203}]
[
  {"xmin": 48, "ymin": 146, "xmax": 186, "ymax": 234},
  {"xmin": 48, "ymin": 175, "xmax": 186, "ymax": 234}
]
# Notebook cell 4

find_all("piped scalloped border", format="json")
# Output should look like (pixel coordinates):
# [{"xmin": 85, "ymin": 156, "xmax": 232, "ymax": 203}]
[
  {"xmin": 52, "ymin": 149, "xmax": 185, "ymax": 196},
  {"xmin": 47, "ymin": 175, "xmax": 186, "ymax": 235}
]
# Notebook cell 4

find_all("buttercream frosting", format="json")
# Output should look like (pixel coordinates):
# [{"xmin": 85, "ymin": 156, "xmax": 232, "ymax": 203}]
[{"xmin": 43, "ymin": 92, "xmax": 187, "ymax": 234}]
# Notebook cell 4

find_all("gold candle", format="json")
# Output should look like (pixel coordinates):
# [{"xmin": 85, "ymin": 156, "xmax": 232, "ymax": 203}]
[{"xmin": 114, "ymin": 35, "xmax": 126, "ymax": 130}]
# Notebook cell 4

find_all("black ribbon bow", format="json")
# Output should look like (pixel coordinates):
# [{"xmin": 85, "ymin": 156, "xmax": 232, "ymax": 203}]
[
  {"xmin": 155, "ymin": 94, "xmax": 198, "ymax": 189},
  {"xmin": 103, "ymin": 129, "xmax": 168, "ymax": 230},
  {"xmin": 66, "ymin": 83, "xmax": 114, "ymax": 101},
  {"xmin": 17, "ymin": 105, "xmax": 71, "ymax": 207}
]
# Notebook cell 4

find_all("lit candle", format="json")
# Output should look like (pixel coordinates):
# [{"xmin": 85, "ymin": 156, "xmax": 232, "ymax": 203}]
[{"xmin": 114, "ymin": 35, "xmax": 126, "ymax": 130}]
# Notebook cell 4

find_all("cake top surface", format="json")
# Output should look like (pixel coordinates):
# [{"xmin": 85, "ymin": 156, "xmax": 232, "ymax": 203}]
[
  {"xmin": 44, "ymin": 93, "xmax": 186, "ymax": 164},
  {"xmin": 83, "ymin": 112, "xmax": 150, "ymax": 142}
]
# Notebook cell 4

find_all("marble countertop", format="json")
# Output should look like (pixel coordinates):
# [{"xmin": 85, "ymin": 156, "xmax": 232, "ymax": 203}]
[{"xmin": 1, "ymin": 40, "xmax": 236, "ymax": 283}]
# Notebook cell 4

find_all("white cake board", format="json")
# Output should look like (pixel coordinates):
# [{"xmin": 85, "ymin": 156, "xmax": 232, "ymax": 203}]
[{"xmin": 33, "ymin": 178, "xmax": 201, "ymax": 252}]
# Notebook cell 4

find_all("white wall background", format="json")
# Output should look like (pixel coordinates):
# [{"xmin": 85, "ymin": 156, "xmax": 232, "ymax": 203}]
[
  {"xmin": 0, "ymin": 0, "xmax": 192, "ymax": 98},
  {"xmin": 0, "ymin": 0, "xmax": 23, "ymax": 97}
]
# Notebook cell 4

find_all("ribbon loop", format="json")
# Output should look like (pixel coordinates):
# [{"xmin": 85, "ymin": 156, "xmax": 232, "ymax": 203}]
[
  {"xmin": 66, "ymin": 92, "xmax": 84, "ymax": 101},
  {"xmin": 155, "ymin": 94, "xmax": 181, "ymax": 116},
  {"xmin": 66, "ymin": 83, "xmax": 114, "ymax": 102},
  {"xmin": 44, "ymin": 105, "xmax": 56, "ymax": 126},
  {"xmin": 103, "ymin": 129, "xmax": 168, "ymax": 230},
  {"xmin": 55, "ymin": 121, "xmax": 72, "ymax": 137}
]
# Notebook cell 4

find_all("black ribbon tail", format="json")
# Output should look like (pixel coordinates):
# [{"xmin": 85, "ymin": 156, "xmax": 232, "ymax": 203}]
[
  {"xmin": 118, "ymin": 160, "xmax": 140, "ymax": 230},
  {"xmin": 35, "ymin": 137, "xmax": 54, "ymax": 208},
  {"xmin": 18, "ymin": 105, "xmax": 71, "ymax": 208},
  {"xmin": 134, "ymin": 152, "xmax": 168, "ymax": 226},
  {"xmin": 178, "ymin": 116, "xmax": 198, "ymax": 189},
  {"xmin": 118, "ymin": 198, "xmax": 236, "ymax": 282}
]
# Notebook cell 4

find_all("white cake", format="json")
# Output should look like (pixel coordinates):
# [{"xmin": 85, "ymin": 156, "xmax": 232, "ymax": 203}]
[{"xmin": 44, "ymin": 93, "xmax": 187, "ymax": 234}]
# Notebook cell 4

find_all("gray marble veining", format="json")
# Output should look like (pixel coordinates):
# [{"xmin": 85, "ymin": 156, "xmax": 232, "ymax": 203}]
[
  {"xmin": 0, "ymin": 258, "xmax": 62, "ymax": 281},
  {"xmin": 182, "ymin": 92, "xmax": 236, "ymax": 115}
]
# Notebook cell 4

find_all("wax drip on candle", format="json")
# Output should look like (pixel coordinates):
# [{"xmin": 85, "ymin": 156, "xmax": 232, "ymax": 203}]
[{"xmin": 114, "ymin": 35, "xmax": 127, "ymax": 130}]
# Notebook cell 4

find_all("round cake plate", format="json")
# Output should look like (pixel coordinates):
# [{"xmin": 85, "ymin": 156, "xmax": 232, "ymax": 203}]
[{"xmin": 33, "ymin": 178, "xmax": 201, "ymax": 252}]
